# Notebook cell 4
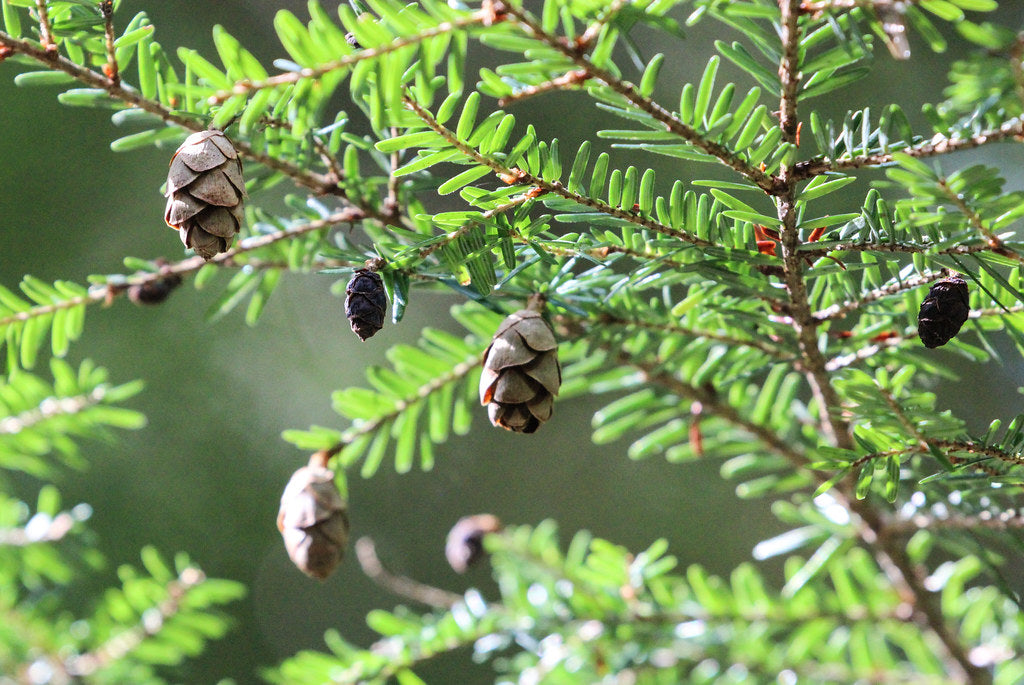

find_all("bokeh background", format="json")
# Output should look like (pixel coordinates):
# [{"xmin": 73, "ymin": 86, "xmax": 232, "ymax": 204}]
[{"xmin": 3, "ymin": 1, "xmax": 1024, "ymax": 682}]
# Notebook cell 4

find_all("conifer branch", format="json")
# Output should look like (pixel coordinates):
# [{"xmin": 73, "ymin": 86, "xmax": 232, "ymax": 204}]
[
  {"xmin": 776, "ymin": 0, "xmax": 848, "ymax": 448},
  {"xmin": 0, "ymin": 209, "xmax": 360, "ymax": 332},
  {"xmin": 889, "ymin": 511, "xmax": 1024, "ymax": 535},
  {"xmin": 403, "ymin": 96, "xmax": 710, "ymax": 247},
  {"xmin": 497, "ymin": 3, "xmax": 782, "ymax": 193},
  {"xmin": 825, "ymin": 336, "xmax": 905, "ymax": 371},
  {"xmin": 801, "ymin": 0, "xmax": 923, "ymax": 9},
  {"xmin": 813, "ymin": 270, "xmax": 946, "ymax": 321},
  {"xmin": 0, "ymin": 30, "xmax": 400, "ymax": 229},
  {"xmin": 0, "ymin": 510, "xmax": 79, "ymax": 546},
  {"xmin": 328, "ymin": 616, "xmax": 499, "ymax": 684},
  {"xmin": 65, "ymin": 566, "xmax": 207, "ymax": 677},
  {"xmin": 206, "ymin": 11, "xmax": 490, "ymax": 105},
  {"xmin": 628, "ymin": 357, "xmax": 811, "ymax": 472},
  {"xmin": 33, "ymin": 0, "xmax": 54, "ymax": 52},
  {"xmin": 99, "ymin": 0, "xmax": 118, "ymax": 87},
  {"xmin": 936, "ymin": 177, "xmax": 1024, "ymax": 263},
  {"xmin": 497, "ymin": 68, "xmax": 590, "ymax": 106},
  {"xmin": 792, "ymin": 117, "xmax": 1024, "ymax": 181},
  {"xmin": 848, "ymin": 440, "xmax": 1024, "ymax": 472},
  {"xmin": 798, "ymin": 240, "xmax": 994, "ymax": 258},
  {"xmin": 0, "ymin": 293, "xmax": 94, "ymax": 330},
  {"xmin": 774, "ymin": 6, "xmax": 990, "ymax": 681},
  {"xmin": 565, "ymin": 312, "xmax": 791, "ymax": 361},
  {"xmin": 0, "ymin": 387, "xmax": 109, "ymax": 435},
  {"xmin": 338, "ymin": 355, "xmax": 481, "ymax": 446}
]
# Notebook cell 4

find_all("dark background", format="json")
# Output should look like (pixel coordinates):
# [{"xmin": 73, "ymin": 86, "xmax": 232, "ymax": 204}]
[{"xmin": 2, "ymin": 2, "xmax": 1024, "ymax": 682}]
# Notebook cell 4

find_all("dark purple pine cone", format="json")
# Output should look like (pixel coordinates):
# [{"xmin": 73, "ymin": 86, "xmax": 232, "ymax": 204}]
[
  {"xmin": 345, "ymin": 269, "xmax": 388, "ymax": 341},
  {"xmin": 918, "ymin": 276, "xmax": 970, "ymax": 348}
]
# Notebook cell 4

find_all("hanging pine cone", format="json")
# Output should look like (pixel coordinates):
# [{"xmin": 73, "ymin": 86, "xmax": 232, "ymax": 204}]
[
  {"xmin": 164, "ymin": 130, "xmax": 245, "ymax": 260},
  {"xmin": 445, "ymin": 514, "xmax": 502, "ymax": 573},
  {"xmin": 918, "ymin": 276, "xmax": 970, "ymax": 348},
  {"xmin": 479, "ymin": 298, "xmax": 561, "ymax": 433},
  {"xmin": 277, "ymin": 464, "xmax": 349, "ymax": 579},
  {"xmin": 345, "ymin": 268, "xmax": 388, "ymax": 341}
]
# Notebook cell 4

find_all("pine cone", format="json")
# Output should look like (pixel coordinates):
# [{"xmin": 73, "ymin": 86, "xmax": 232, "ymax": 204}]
[
  {"xmin": 918, "ymin": 276, "xmax": 970, "ymax": 348},
  {"xmin": 164, "ymin": 130, "xmax": 245, "ymax": 260},
  {"xmin": 128, "ymin": 273, "xmax": 182, "ymax": 305},
  {"xmin": 445, "ymin": 514, "xmax": 502, "ymax": 573},
  {"xmin": 345, "ymin": 269, "xmax": 388, "ymax": 340},
  {"xmin": 479, "ymin": 308, "xmax": 561, "ymax": 433},
  {"xmin": 277, "ymin": 464, "xmax": 349, "ymax": 579}
]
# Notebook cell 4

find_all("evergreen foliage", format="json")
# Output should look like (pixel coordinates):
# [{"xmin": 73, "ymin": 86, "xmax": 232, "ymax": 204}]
[{"xmin": 3, "ymin": 0, "xmax": 1024, "ymax": 682}]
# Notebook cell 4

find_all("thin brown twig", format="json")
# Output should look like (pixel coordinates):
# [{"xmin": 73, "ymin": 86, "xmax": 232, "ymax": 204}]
[
  {"xmin": 775, "ymin": 3, "xmax": 990, "ymax": 682},
  {"xmin": 824, "ymin": 334, "xmax": 905, "ymax": 371},
  {"xmin": 879, "ymin": 385, "xmax": 930, "ymax": 451},
  {"xmin": 797, "ymin": 239, "xmax": 993, "ymax": 258},
  {"xmin": 792, "ymin": 116, "xmax": 1024, "ymax": 181},
  {"xmin": 34, "ymin": 0, "xmax": 55, "ymax": 52},
  {"xmin": 813, "ymin": 270, "xmax": 945, "ymax": 321},
  {"xmin": 777, "ymin": 0, "xmax": 843, "ymax": 447},
  {"xmin": 99, "ymin": 0, "xmax": 118, "ymax": 86},
  {"xmin": 800, "ymin": 0, "xmax": 922, "ymax": 10},
  {"xmin": 355, "ymin": 537, "xmax": 462, "ymax": 609},
  {"xmin": 0, "ymin": 209, "xmax": 361, "ymax": 330},
  {"xmin": 415, "ymin": 193, "xmax": 532, "ymax": 261},
  {"xmin": 888, "ymin": 510, "xmax": 1024, "ymax": 536},
  {"xmin": 846, "ymin": 439, "xmax": 1024, "ymax": 472},
  {"xmin": 935, "ymin": 176, "xmax": 1024, "ymax": 263},
  {"xmin": 576, "ymin": 0, "xmax": 628, "ymax": 49},
  {"xmin": 0, "ymin": 387, "xmax": 108, "ymax": 435},
  {"xmin": 311, "ymin": 135, "xmax": 345, "ymax": 189},
  {"xmin": 498, "ymin": 69, "xmax": 590, "ymax": 107}
]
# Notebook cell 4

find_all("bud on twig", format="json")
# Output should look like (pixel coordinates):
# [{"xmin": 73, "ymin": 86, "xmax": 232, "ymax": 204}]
[
  {"xmin": 277, "ymin": 462, "xmax": 349, "ymax": 579},
  {"xmin": 345, "ymin": 268, "xmax": 388, "ymax": 341},
  {"xmin": 164, "ymin": 130, "xmax": 246, "ymax": 260},
  {"xmin": 445, "ymin": 514, "xmax": 502, "ymax": 573},
  {"xmin": 479, "ymin": 296, "xmax": 561, "ymax": 433}
]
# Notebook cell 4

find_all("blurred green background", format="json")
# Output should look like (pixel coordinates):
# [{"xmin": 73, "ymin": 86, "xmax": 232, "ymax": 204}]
[{"xmin": 2, "ymin": 2, "xmax": 1024, "ymax": 682}]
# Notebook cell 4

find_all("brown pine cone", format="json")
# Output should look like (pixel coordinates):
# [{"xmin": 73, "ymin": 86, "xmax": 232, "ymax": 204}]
[
  {"xmin": 164, "ymin": 130, "xmax": 245, "ymax": 260},
  {"xmin": 479, "ymin": 307, "xmax": 561, "ymax": 433},
  {"xmin": 277, "ymin": 464, "xmax": 349, "ymax": 579}
]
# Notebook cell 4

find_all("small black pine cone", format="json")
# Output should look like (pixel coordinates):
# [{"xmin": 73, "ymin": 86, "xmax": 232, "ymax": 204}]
[
  {"xmin": 345, "ymin": 269, "xmax": 388, "ymax": 341},
  {"xmin": 918, "ymin": 276, "xmax": 970, "ymax": 348},
  {"xmin": 128, "ymin": 274, "xmax": 183, "ymax": 305}
]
